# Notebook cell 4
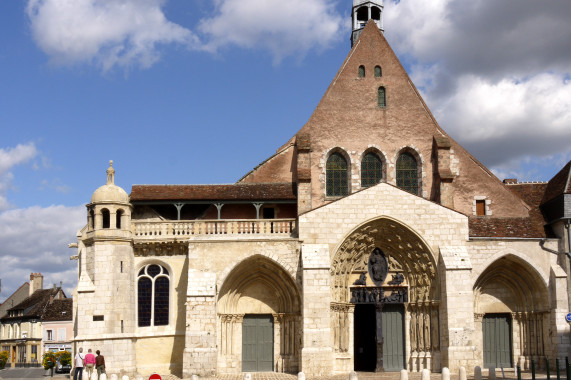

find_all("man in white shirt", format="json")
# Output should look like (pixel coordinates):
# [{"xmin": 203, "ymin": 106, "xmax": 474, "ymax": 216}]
[{"xmin": 73, "ymin": 347, "xmax": 85, "ymax": 380}]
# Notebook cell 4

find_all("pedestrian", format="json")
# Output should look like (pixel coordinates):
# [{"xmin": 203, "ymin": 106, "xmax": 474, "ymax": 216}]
[
  {"xmin": 95, "ymin": 350, "xmax": 106, "ymax": 380},
  {"xmin": 73, "ymin": 347, "xmax": 85, "ymax": 380},
  {"xmin": 84, "ymin": 349, "xmax": 96, "ymax": 378}
]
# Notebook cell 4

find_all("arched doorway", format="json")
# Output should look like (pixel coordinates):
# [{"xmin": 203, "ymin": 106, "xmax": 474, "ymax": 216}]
[
  {"xmin": 218, "ymin": 255, "xmax": 301, "ymax": 373},
  {"xmin": 474, "ymin": 255, "xmax": 550, "ymax": 370},
  {"xmin": 331, "ymin": 217, "xmax": 440, "ymax": 372}
]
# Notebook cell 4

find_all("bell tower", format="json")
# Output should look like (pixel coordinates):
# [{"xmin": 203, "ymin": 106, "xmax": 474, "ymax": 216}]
[{"xmin": 351, "ymin": 0, "xmax": 384, "ymax": 46}]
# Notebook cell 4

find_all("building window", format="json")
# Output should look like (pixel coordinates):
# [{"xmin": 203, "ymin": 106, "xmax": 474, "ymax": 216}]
[
  {"xmin": 476, "ymin": 200, "xmax": 486, "ymax": 216},
  {"xmin": 116, "ymin": 209, "xmax": 123, "ymax": 229},
  {"xmin": 101, "ymin": 208, "xmax": 110, "ymax": 229},
  {"xmin": 46, "ymin": 330, "xmax": 53, "ymax": 341},
  {"xmin": 374, "ymin": 65, "xmax": 382, "ymax": 77},
  {"xmin": 378, "ymin": 87, "xmax": 386, "ymax": 107},
  {"xmin": 361, "ymin": 153, "xmax": 382, "ymax": 188},
  {"xmin": 138, "ymin": 264, "xmax": 170, "ymax": 327},
  {"xmin": 326, "ymin": 153, "xmax": 349, "ymax": 197},
  {"xmin": 396, "ymin": 152, "xmax": 419, "ymax": 194},
  {"xmin": 358, "ymin": 65, "xmax": 365, "ymax": 78}
]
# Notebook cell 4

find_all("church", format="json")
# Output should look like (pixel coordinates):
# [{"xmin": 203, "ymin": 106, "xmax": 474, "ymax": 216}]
[{"xmin": 71, "ymin": 0, "xmax": 571, "ymax": 377}]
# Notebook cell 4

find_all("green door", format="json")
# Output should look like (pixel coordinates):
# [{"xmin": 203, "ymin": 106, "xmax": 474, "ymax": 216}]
[
  {"xmin": 483, "ymin": 314, "xmax": 512, "ymax": 368},
  {"xmin": 382, "ymin": 304, "xmax": 406, "ymax": 371},
  {"xmin": 242, "ymin": 315, "xmax": 274, "ymax": 372}
]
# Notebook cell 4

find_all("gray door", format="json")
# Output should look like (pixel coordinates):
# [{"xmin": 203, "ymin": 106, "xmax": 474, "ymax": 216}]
[
  {"xmin": 382, "ymin": 304, "xmax": 405, "ymax": 371},
  {"xmin": 242, "ymin": 315, "xmax": 274, "ymax": 372},
  {"xmin": 483, "ymin": 314, "xmax": 512, "ymax": 368}
]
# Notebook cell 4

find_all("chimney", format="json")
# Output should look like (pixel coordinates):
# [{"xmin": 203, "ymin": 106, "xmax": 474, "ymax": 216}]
[{"xmin": 29, "ymin": 273, "xmax": 44, "ymax": 296}]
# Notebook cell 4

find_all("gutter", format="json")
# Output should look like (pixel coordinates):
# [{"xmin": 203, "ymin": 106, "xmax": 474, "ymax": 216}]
[{"xmin": 539, "ymin": 219, "xmax": 571, "ymax": 259}]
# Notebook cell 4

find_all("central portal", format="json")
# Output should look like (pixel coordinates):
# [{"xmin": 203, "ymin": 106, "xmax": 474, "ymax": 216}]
[{"xmin": 353, "ymin": 304, "xmax": 405, "ymax": 372}]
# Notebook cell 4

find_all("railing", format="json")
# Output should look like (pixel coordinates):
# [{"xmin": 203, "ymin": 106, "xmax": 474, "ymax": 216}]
[{"xmin": 133, "ymin": 219, "xmax": 297, "ymax": 239}]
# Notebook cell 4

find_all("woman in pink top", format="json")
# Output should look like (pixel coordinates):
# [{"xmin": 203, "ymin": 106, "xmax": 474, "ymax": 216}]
[{"xmin": 84, "ymin": 349, "xmax": 96, "ymax": 378}]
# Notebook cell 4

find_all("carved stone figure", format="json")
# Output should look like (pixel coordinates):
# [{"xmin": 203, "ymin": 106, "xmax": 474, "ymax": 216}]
[{"xmin": 368, "ymin": 248, "xmax": 388, "ymax": 286}]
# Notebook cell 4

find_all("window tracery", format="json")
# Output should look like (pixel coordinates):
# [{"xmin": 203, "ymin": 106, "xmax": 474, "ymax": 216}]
[{"xmin": 137, "ymin": 264, "xmax": 169, "ymax": 327}]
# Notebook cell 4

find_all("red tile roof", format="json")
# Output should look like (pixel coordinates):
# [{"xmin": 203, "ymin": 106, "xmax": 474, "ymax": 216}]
[
  {"xmin": 130, "ymin": 183, "xmax": 297, "ymax": 202},
  {"xmin": 469, "ymin": 217, "xmax": 546, "ymax": 238},
  {"xmin": 470, "ymin": 182, "xmax": 551, "ymax": 238}
]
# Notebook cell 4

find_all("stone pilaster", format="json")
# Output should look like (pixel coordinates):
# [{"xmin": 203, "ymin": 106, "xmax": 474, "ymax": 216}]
[
  {"xmin": 183, "ymin": 270, "xmax": 217, "ymax": 377},
  {"xmin": 300, "ymin": 243, "xmax": 333, "ymax": 376},
  {"xmin": 439, "ymin": 246, "xmax": 476, "ymax": 373}
]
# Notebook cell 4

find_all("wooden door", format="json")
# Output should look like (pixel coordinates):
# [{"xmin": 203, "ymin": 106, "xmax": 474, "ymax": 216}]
[
  {"xmin": 382, "ymin": 304, "xmax": 405, "ymax": 371},
  {"xmin": 483, "ymin": 314, "xmax": 512, "ymax": 368},
  {"xmin": 242, "ymin": 315, "xmax": 274, "ymax": 372}
]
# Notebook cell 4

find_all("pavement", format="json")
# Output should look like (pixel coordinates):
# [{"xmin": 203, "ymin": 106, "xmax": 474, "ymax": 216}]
[{"xmin": 0, "ymin": 368, "xmax": 562, "ymax": 380}]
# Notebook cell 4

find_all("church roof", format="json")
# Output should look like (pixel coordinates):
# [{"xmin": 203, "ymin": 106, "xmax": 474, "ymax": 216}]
[
  {"xmin": 542, "ymin": 160, "xmax": 571, "ymax": 205},
  {"xmin": 468, "ymin": 216, "xmax": 547, "ymax": 239},
  {"xmin": 130, "ymin": 182, "xmax": 297, "ymax": 202}
]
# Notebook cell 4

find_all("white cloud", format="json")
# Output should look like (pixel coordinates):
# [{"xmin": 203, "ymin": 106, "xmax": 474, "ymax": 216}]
[
  {"xmin": 26, "ymin": 0, "xmax": 198, "ymax": 71},
  {"xmin": 383, "ymin": 0, "xmax": 571, "ymax": 174},
  {"xmin": 198, "ymin": 0, "xmax": 343, "ymax": 62},
  {"xmin": 0, "ymin": 205, "xmax": 85, "ymax": 302},
  {"xmin": 0, "ymin": 143, "xmax": 38, "ymax": 211}
]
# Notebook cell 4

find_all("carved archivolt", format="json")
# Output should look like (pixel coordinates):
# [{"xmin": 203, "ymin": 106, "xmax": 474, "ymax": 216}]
[{"xmin": 331, "ymin": 218, "xmax": 438, "ymax": 304}]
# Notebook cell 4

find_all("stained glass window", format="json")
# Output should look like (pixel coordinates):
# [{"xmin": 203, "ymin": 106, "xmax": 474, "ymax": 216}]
[
  {"xmin": 378, "ymin": 87, "xmax": 386, "ymax": 107},
  {"xmin": 137, "ymin": 264, "xmax": 169, "ymax": 327},
  {"xmin": 396, "ymin": 152, "xmax": 419, "ymax": 194},
  {"xmin": 137, "ymin": 277, "xmax": 152, "ymax": 327},
  {"xmin": 361, "ymin": 153, "xmax": 382, "ymax": 188},
  {"xmin": 374, "ymin": 65, "xmax": 382, "ymax": 77},
  {"xmin": 326, "ymin": 153, "xmax": 348, "ymax": 197},
  {"xmin": 154, "ymin": 277, "xmax": 169, "ymax": 326}
]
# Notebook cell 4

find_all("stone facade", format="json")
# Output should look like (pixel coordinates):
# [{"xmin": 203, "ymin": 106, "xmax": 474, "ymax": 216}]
[{"xmin": 72, "ymin": 8, "xmax": 571, "ymax": 379}]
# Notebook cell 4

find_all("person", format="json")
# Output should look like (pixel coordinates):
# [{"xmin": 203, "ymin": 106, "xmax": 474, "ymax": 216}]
[
  {"xmin": 73, "ymin": 348, "xmax": 85, "ymax": 380},
  {"xmin": 95, "ymin": 350, "xmax": 106, "ymax": 380},
  {"xmin": 84, "ymin": 349, "xmax": 96, "ymax": 378}
]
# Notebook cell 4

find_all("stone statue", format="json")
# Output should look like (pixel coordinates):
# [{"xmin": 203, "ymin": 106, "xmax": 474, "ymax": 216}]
[{"xmin": 106, "ymin": 160, "xmax": 115, "ymax": 185}]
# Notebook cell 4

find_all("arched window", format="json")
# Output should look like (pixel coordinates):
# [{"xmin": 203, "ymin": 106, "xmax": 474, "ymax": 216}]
[
  {"xmin": 396, "ymin": 152, "xmax": 419, "ymax": 194},
  {"xmin": 361, "ymin": 153, "xmax": 382, "ymax": 188},
  {"xmin": 89, "ymin": 209, "xmax": 95, "ymax": 229},
  {"xmin": 326, "ymin": 153, "xmax": 349, "ymax": 197},
  {"xmin": 378, "ymin": 87, "xmax": 386, "ymax": 107},
  {"xmin": 116, "ymin": 209, "xmax": 123, "ymax": 229},
  {"xmin": 138, "ymin": 264, "xmax": 170, "ymax": 327},
  {"xmin": 101, "ymin": 208, "xmax": 110, "ymax": 229},
  {"xmin": 374, "ymin": 65, "xmax": 382, "ymax": 77},
  {"xmin": 358, "ymin": 65, "xmax": 365, "ymax": 78}
]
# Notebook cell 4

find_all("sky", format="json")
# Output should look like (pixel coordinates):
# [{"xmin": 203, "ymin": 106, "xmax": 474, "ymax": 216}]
[{"xmin": 1, "ymin": 0, "xmax": 571, "ymax": 303}]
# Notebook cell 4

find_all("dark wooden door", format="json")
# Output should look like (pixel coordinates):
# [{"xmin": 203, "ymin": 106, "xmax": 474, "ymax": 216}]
[
  {"xmin": 242, "ymin": 315, "xmax": 274, "ymax": 372},
  {"xmin": 354, "ymin": 304, "xmax": 376, "ymax": 371},
  {"xmin": 483, "ymin": 314, "xmax": 512, "ymax": 368},
  {"xmin": 382, "ymin": 304, "xmax": 405, "ymax": 371}
]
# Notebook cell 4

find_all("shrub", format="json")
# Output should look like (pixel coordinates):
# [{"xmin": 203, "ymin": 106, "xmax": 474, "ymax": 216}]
[
  {"xmin": 42, "ymin": 351, "xmax": 56, "ymax": 370},
  {"xmin": 55, "ymin": 350, "xmax": 71, "ymax": 366},
  {"xmin": 0, "ymin": 350, "xmax": 9, "ymax": 368}
]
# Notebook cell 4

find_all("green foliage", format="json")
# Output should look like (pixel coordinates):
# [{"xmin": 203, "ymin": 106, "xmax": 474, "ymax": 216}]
[
  {"xmin": 0, "ymin": 350, "xmax": 8, "ymax": 368},
  {"xmin": 42, "ymin": 351, "xmax": 56, "ymax": 370},
  {"xmin": 55, "ymin": 351, "xmax": 71, "ymax": 366}
]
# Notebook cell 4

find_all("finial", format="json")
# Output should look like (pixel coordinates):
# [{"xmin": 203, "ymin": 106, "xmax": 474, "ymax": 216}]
[{"xmin": 106, "ymin": 160, "xmax": 115, "ymax": 185}]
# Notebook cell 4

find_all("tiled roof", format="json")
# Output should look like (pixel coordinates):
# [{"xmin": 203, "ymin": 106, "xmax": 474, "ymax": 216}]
[
  {"xmin": 542, "ymin": 161, "xmax": 571, "ymax": 205},
  {"xmin": 469, "ymin": 217, "xmax": 547, "ymax": 238},
  {"xmin": 131, "ymin": 183, "xmax": 297, "ymax": 202},
  {"xmin": 42, "ymin": 298, "xmax": 73, "ymax": 322},
  {"xmin": 1, "ymin": 287, "xmax": 65, "ymax": 321}
]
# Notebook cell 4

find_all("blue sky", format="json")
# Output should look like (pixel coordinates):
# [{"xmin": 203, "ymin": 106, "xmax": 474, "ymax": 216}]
[{"xmin": 1, "ymin": 0, "xmax": 571, "ymax": 302}]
